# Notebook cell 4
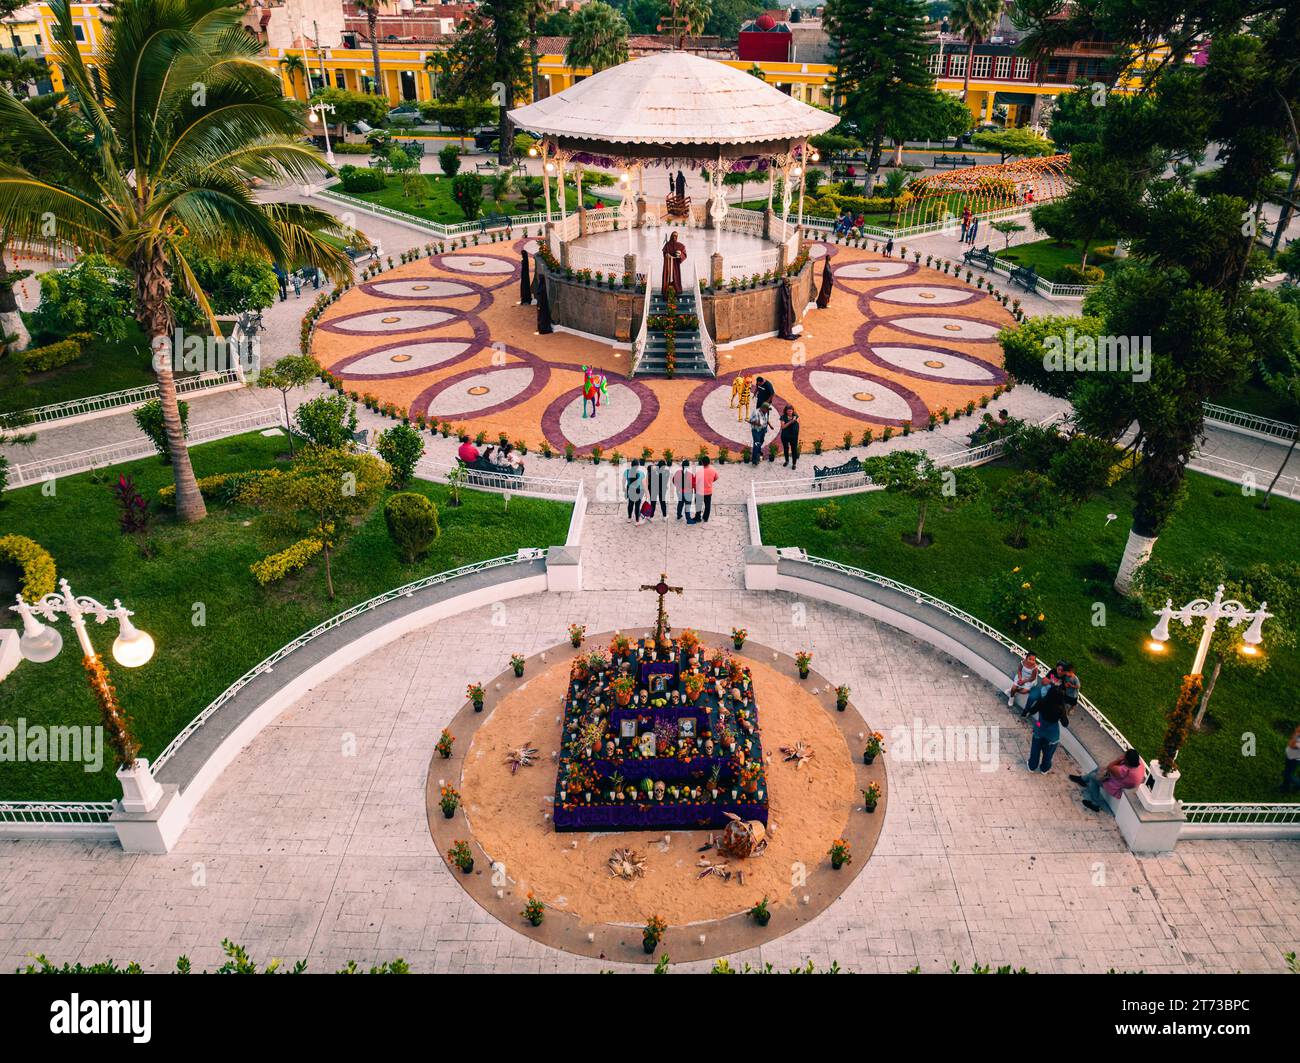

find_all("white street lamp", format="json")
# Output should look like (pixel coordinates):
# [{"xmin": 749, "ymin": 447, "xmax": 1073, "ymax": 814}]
[
  {"xmin": 308, "ymin": 99, "xmax": 337, "ymax": 167},
  {"xmin": 1146, "ymin": 583, "xmax": 1272, "ymax": 675},
  {"xmin": 11, "ymin": 578, "xmax": 155, "ymax": 669}
]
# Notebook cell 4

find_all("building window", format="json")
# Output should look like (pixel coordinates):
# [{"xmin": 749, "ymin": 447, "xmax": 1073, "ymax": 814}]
[
  {"xmin": 995, "ymin": 55, "xmax": 1010, "ymax": 79},
  {"xmin": 400, "ymin": 70, "xmax": 417, "ymax": 101},
  {"xmin": 334, "ymin": 70, "xmax": 346, "ymax": 90},
  {"xmin": 971, "ymin": 55, "xmax": 990, "ymax": 78},
  {"xmin": 948, "ymin": 54, "xmax": 966, "ymax": 78},
  {"xmin": 1013, "ymin": 56, "xmax": 1030, "ymax": 79},
  {"xmin": 927, "ymin": 51, "xmax": 942, "ymax": 74},
  {"xmin": 72, "ymin": 24, "xmax": 85, "ymax": 42}
]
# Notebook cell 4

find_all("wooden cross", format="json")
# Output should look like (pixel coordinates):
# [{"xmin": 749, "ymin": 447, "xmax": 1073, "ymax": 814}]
[{"xmin": 640, "ymin": 572, "xmax": 683, "ymax": 649}]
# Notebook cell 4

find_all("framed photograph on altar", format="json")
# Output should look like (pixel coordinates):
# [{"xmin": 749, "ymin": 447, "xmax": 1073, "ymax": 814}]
[
  {"xmin": 619, "ymin": 719, "xmax": 637, "ymax": 739},
  {"xmin": 648, "ymin": 673, "xmax": 668, "ymax": 695},
  {"xmin": 678, "ymin": 717, "xmax": 696, "ymax": 739}
]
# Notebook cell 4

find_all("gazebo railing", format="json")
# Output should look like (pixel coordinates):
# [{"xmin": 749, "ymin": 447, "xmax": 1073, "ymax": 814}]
[{"xmin": 567, "ymin": 244, "xmax": 628, "ymax": 276}]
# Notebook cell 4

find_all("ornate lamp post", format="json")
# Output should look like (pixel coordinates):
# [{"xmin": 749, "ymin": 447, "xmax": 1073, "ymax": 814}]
[
  {"xmin": 11, "ymin": 579, "xmax": 160, "ymax": 809},
  {"xmin": 1143, "ymin": 584, "xmax": 1271, "ymax": 805},
  {"xmin": 308, "ymin": 99, "xmax": 337, "ymax": 167}
]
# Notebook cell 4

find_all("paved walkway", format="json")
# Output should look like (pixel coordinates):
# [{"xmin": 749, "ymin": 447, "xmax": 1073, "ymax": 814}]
[{"xmin": 2, "ymin": 582, "xmax": 1296, "ymax": 974}]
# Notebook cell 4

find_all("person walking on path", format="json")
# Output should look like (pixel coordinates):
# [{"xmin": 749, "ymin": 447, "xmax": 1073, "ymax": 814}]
[
  {"xmin": 779, "ymin": 404, "xmax": 801, "ymax": 468},
  {"xmin": 675, "ymin": 459, "xmax": 695, "ymax": 523},
  {"xmin": 646, "ymin": 458, "xmax": 667, "ymax": 519},
  {"xmin": 754, "ymin": 376, "xmax": 775, "ymax": 410},
  {"xmin": 748, "ymin": 402, "xmax": 774, "ymax": 466},
  {"xmin": 694, "ymin": 455, "xmax": 718, "ymax": 523}
]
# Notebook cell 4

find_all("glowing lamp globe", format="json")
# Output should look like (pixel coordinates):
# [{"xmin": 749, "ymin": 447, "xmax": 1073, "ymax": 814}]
[{"xmin": 112, "ymin": 617, "xmax": 155, "ymax": 669}]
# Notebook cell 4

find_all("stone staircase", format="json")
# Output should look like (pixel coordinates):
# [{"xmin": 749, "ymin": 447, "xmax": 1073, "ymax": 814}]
[{"xmin": 633, "ymin": 289, "xmax": 713, "ymax": 377}]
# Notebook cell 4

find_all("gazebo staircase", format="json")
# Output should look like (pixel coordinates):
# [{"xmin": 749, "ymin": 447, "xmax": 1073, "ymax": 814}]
[{"xmin": 633, "ymin": 288, "xmax": 713, "ymax": 377}]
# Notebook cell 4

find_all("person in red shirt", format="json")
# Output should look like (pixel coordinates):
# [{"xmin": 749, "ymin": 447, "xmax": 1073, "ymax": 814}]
[
  {"xmin": 1071, "ymin": 749, "xmax": 1145, "ymax": 813},
  {"xmin": 693, "ymin": 455, "xmax": 718, "ymax": 523},
  {"xmin": 456, "ymin": 434, "xmax": 479, "ymax": 464}
]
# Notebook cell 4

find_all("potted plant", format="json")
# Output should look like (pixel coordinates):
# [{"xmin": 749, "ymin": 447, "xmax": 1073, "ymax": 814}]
[
  {"xmin": 795, "ymin": 650, "xmax": 813, "ymax": 679},
  {"xmin": 739, "ymin": 760, "xmax": 762, "ymax": 795},
  {"xmin": 510, "ymin": 653, "xmax": 526, "ymax": 677},
  {"xmin": 610, "ymin": 632, "xmax": 631, "ymax": 658},
  {"xmin": 466, "ymin": 682, "xmax": 485, "ymax": 712},
  {"xmin": 611, "ymin": 673, "xmax": 636, "ymax": 706},
  {"xmin": 828, "ymin": 838, "xmax": 852, "ymax": 870},
  {"xmin": 569, "ymin": 623, "xmax": 586, "ymax": 648},
  {"xmin": 522, "ymin": 893, "xmax": 545, "ymax": 927},
  {"xmin": 683, "ymin": 672, "xmax": 705, "ymax": 704},
  {"xmin": 835, "ymin": 684, "xmax": 850, "ymax": 712},
  {"xmin": 436, "ymin": 730, "xmax": 454, "ymax": 759},
  {"xmin": 447, "ymin": 839, "xmax": 474, "ymax": 873},
  {"xmin": 439, "ymin": 785, "xmax": 460, "ymax": 819},
  {"xmin": 862, "ymin": 781, "xmax": 882, "ymax": 813},
  {"xmin": 750, "ymin": 897, "xmax": 772, "ymax": 927},
  {"xmin": 863, "ymin": 731, "xmax": 885, "ymax": 765},
  {"xmin": 643, "ymin": 914, "xmax": 667, "ymax": 954},
  {"xmin": 731, "ymin": 627, "xmax": 747, "ymax": 650}
]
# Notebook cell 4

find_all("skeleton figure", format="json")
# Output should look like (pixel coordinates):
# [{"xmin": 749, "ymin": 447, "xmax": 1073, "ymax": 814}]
[
  {"xmin": 696, "ymin": 859, "xmax": 732, "ymax": 882},
  {"xmin": 780, "ymin": 741, "xmax": 814, "ymax": 769}
]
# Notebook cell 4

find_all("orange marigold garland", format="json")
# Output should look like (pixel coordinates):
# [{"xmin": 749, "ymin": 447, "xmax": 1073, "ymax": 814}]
[
  {"xmin": 84, "ymin": 654, "xmax": 141, "ymax": 769},
  {"xmin": 1160, "ymin": 673, "xmax": 1202, "ymax": 775}
]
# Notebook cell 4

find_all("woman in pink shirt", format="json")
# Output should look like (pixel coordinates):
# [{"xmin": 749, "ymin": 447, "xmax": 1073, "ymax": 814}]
[{"xmin": 1072, "ymin": 749, "xmax": 1145, "ymax": 813}]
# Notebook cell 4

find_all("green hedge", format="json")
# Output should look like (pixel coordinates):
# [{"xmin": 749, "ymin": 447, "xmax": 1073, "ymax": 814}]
[
  {"xmin": 0, "ymin": 534, "xmax": 57, "ymax": 602},
  {"xmin": 22, "ymin": 332, "xmax": 92, "ymax": 373}
]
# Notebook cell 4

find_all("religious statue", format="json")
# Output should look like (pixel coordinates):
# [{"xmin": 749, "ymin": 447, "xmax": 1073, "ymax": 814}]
[{"xmin": 660, "ymin": 231, "xmax": 687, "ymax": 296}]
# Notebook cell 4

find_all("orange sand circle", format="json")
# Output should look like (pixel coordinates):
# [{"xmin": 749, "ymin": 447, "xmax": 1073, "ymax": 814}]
[{"xmin": 458, "ymin": 650, "xmax": 858, "ymax": 926}]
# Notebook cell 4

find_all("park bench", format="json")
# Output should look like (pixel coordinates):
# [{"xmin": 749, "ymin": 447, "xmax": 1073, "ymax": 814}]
[
  {"xmin": 474, "ymin": 161, "xmax": 496, "ymax": 173},
  {"xmin": 399, "ymin": 140, "xmax": 427, "ymax": 156},
  {"xmin": 1009, "ymin": 264, "xmax": 1040, "ymax": 292},
  {"xmin": 475, "ymin": 212, "xmax": 511, "ymax": 233},
  {"xmin": 464, "ymin": 457, "xmax": 524, "ymax": 484},
  {"xmin": 933, "ymin": 154, "xmax": 977, "ymax": 168},
  {"xmin": 962, "ymin": 245, "xmax": 998, "ymax": 271},
  {"xmin": 811, "ymin": 456, "xmax": 870, "ymax": 489}
]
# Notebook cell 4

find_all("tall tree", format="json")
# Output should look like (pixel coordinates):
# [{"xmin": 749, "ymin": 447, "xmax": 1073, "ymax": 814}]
[
  {"xmin": 946, "ymin": 0, "xmax": 1002, "ymax": 102},
  {"xmin": 825, "ymin": 0, "xmax": 936, "ymax": 177},
  {"xmin": 354, "ymin": 0, "xmax": 386, "ymax": 101},
  {"xmin": 446, "ymin": 1, "xmax": 528, "ymax": 166},
  {"xmin": 566, "ymin": 2, "xmax": 630, "ymax": 74},
  {"xmin": 0, "ymin": 0, "xmax": 351, "ymax": 523},
  {"xmin": 524, "ymin": 0, "xmax": 548, "ymax": 100}
]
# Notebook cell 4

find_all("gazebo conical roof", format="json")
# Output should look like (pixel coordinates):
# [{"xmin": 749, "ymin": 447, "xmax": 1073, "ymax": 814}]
[{"xmin": 508, "ymin": 52, "xmax": 838, "ymax": 160}]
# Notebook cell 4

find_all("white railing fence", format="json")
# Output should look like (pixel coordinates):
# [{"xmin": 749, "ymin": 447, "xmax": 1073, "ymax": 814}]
[
  {"xmin": 1180, "ymin": 803, "xmax": 1300, "ymax": 825},
  {"xmin": 1202, "ymin": 402, "xmax": 1298, "ymax": 443},
  {"xmin": 5, "ymin": 406, "xmax": 285, "ymax": 489},
  {"xmin": 0, "ymin": 801, "xmax": 117, "ymax": 827},
  {"xmin": 1187, "ymin": 452, "xmax": 1300, "ymax": 501},
  {"xmin": 566, "ymin": 244, "xmax": 628, "ymax": 277},
  {"xmin": 412, "ymin": 456, "xmax": 583, "ymax": 501},
  {"xmin": 631, "ymin": 260, "xmax": 656, "ymax": 376},
  {"xmin": 17, "ymin": 369, "xmax": 245, "ymax": 428},
  {"xmin": 685, "ymin": 257, "xmax": 716, "ymax": 375}
]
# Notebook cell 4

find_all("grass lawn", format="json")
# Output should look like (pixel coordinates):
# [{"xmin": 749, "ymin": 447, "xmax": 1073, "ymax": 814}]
[
  {"xmin": 759, "ymin": 465, "xmax": 1300, "ymax": 803},
  {"xmin": 997, "ymin": 237, "xmax": 1117, "ymax": 282},
  {"xmin": 0, "ymin": 431, "xmax": 572, "ymax": 801},
  {"xmin": 345, "ymin": 173, "xmax": 599, "ymax": 225}
]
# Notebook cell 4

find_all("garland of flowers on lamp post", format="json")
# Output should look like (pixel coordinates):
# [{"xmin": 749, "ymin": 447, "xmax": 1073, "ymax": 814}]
[{"xmin": 10, "ymin": 579, "xmax": 155, "ymax": 773}]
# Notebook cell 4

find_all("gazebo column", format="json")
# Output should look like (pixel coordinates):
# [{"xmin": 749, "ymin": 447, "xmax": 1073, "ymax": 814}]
[
  {"xmin": 558, "ymin": 155, "xmax": 568, "ymax": 225},
  {"xmin": 542, "ymin": 150, "xmax": 554, "ymax": 224},
  {"xmin": 797, "ymin": 140, "xmax": 808, "ymax": 229},
  {"xmin": 711, "ymin": 251, "xmax": 723, "ymax": 287},
  {"xmin": 764, "ymin": 163, "xmax": 774, "ymax": 239},
  {"xmin": 576, "ymin": 165, "xmax": 586, "ymax": 237}
]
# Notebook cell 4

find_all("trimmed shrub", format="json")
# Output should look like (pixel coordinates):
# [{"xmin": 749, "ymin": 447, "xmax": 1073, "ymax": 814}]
[
  {"xmin": 375, "ymin": 423, "xmax": 424, "ymax": 488},
  {"xmin": 384, "ymin": 492, "xmax": 441, "ymax": 563},
  {"xmin": 157, "ymin": 469, "xmax": 277, "ymax": 507},
  {"xmin": 0, "ymin": 534, "xmax": 56, "ymax": 602},
  {"xmin": 250, "ymin": 538, "xmax": 324, "ymax": 585},
  {"xmin": 293, "ymin": 394, "xmax": 358, "ymax": 449},
  {"xmin": 133, "ymin": 398, "xmax": 189, "ymax": 463},
  {"xmin": 22, "ymin": 333, "xmax": 92, "ymax": 372},
  {"xmin": 1053, "ymin": 263, "xmax": 1105, "ymax": 286},
  {"xmin": 337, "ymin": 164, "xmax": 385, "ymax": 194},
  {"xmin": 438, "ymin": 144, "xmax": 461, "ymax": 178}
]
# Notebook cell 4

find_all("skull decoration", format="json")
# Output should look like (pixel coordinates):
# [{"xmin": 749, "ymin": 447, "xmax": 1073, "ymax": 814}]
[
  {"xmin": 654, "ymin": 780, "xmax": 666, "ymax": 802},
  {"xmin": 704, "ymin": 738, "xmax": 715, "ymax": 755}
]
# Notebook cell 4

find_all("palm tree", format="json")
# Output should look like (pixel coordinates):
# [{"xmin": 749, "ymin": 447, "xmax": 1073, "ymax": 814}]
[
  {"xmin": 524, "ymin": 0, "xmax": 549, "ymax": 100},
  {"xmin": 354, "ymin": 0, "xmax": 385, "ymax": 101},
  {"xmin": 0, "ymin": 0, "xmax": 352, "ymax": 523},
  {"xmin": 279, "ymin": 52, "xmax": 308, "ymax": 102},
  {"xmin": 676, "ymin": 0, "xmax": 711, "ymax": 48},
  {"xmin": 947, "ymin": 0, "xmax": 1003, "ymax": 102},
  {"xmin": 565, "ymin": 1, "xmax": 629, "ymax": 74}
]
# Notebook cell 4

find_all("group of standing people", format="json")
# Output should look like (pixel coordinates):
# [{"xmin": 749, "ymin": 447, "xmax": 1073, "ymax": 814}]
[
  {"xmin": 733, "ymin": 375, "xmax": 801, "ymax": 468},
  {"xmin": 1008, "ymin": 653, "xmax": 1147, "ymax": 814},
  {"xmin": 958, "ymin": 207, "xmax": 980, "ymax": 245},
  {"xmin": 624, "ymin": 457, "xmax": 718, "ymax": 525}
]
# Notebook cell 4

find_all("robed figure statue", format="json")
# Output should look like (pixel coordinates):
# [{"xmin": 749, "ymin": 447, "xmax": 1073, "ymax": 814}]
[{"xmin": 661, "ymin": 231, "xmax": 687, "ymax": 295}]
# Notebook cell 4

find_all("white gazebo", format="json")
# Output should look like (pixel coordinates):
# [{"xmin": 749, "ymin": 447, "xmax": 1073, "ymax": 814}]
[{"xmin": 508, "ymin": 52, "xmax": 839, "ymax": 310}]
